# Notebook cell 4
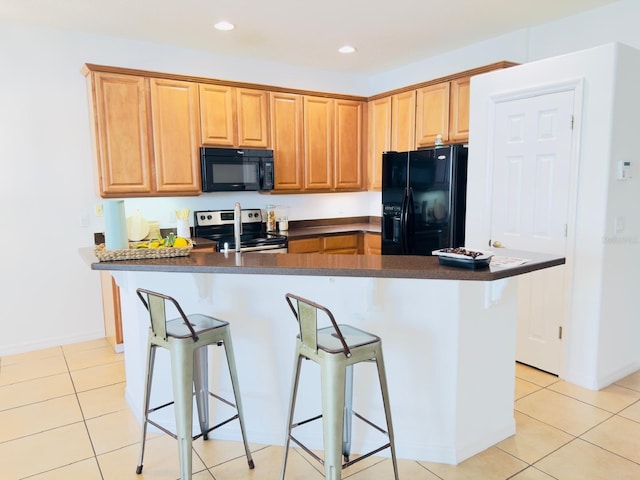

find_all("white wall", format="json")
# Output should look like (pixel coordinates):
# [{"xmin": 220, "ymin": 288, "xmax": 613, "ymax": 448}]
[
  {"xmin": 2, "ymin": 0, "xmax": 640, "ymax": 355},
  {"xmin": 597, "ymin": 44, "xmax": 640, "ymax": 385},
  {"xmin": 0, "ymin": 22, "xmax": 374, "ymax": 355},
  {"xmin": 466, "ymin": 42, "xmax": 640, "ymax": 389}
]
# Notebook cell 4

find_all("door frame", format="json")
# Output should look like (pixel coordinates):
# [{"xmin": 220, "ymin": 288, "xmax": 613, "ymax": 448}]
[{"xmin": 484, "ymin": 78, "xmax": 584, "ymax": 379}]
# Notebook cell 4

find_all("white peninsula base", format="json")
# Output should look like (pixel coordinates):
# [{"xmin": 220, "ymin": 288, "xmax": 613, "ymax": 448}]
[{"xmin": 110, "ymin": 270, "xmax": 518, "ymax": 465}]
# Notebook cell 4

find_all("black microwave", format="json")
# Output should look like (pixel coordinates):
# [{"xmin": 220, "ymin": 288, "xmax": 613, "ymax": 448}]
[{"xmin": 200, "ymin": 147, "xmax": 275, "ymax": 192}]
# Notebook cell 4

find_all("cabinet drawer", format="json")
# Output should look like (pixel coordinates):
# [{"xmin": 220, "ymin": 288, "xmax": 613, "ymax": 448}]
[
  {"xmin": 288, "ymin": 237, "xmax": 322, "ymax": 253},
  {"xmin": 323, "ymin": 234, "xmax": 359, "ymax": 251}
]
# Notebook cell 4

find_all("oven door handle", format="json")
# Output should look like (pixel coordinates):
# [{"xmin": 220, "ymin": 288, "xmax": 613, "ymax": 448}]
[{"xmin": 239, "ymin": 244, "xmax": 287, "ymax": 252}]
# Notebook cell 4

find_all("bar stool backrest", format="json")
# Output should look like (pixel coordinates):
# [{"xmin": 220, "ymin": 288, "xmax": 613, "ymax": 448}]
[
  {"xmin": 285, "ymin": 293, "xmax": 351, "ymax": 357},
  {"xmin": 136, "ymin": 288, "xmax": 199, "ymax": 342}
]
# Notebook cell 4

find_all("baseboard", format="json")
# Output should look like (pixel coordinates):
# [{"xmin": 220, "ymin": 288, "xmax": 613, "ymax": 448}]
[{"xmin": 0, "ymin": 330, "xmax": 106, "ymax": 356}]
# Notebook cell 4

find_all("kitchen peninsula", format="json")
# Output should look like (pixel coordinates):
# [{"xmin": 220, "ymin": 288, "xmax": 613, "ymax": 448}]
[{"xmin": 83, "ymin": 249, "xmax": 563, "ymax": 465}]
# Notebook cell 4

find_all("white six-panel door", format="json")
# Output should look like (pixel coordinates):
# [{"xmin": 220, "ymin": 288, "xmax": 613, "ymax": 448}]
[{"xmin": 490, "ymin": 89, "xmax": 575, "ymax": 374}]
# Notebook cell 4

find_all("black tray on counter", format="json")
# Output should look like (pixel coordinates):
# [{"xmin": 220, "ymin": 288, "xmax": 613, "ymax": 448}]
[
  {"xmin": 437, "ymin": 255, "xmax": 492, "ymax": 269},
  {"xmin": 432, "ymin": 248, "xmax": 493, "ymax": 269}
]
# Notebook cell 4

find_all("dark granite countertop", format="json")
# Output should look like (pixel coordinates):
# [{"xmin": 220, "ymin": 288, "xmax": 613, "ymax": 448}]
[
  {"xmin": 81, "ymin": 248, "xmax": 564, "ymax": 281},
  {"xmin": 283, "ymin": 219, "xmax": 381, "ymax": 239}
]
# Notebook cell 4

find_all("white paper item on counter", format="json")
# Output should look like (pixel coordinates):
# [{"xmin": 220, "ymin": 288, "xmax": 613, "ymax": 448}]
[
  {"xmin": 176, "ymin": 218, "xmax": 190, "ymax": 238},
  {"xmin": 104, "ymin": 200, "xmax": 128, "ymax": 250}
]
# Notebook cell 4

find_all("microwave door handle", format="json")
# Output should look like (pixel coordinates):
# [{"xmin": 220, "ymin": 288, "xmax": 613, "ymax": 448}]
[{"xmin": 258, "ymin": 160, "xmax": 264, "ymax": 187}]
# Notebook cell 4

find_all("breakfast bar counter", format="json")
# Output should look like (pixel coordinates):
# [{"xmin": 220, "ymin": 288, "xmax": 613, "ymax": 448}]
[
  {"xmin": 84, "ymin": 248, "xmax": 563, "ymax": 280},
  {"xmin": 83, "ymin": 248, "xmax": 564, "ymax": 465}
]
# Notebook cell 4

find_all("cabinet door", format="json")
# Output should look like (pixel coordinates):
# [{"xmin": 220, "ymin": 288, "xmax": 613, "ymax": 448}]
[
  {"xmin": 363, "ymin": 233, "xmax": 381, "ymax": 255},
  {"xmin": 367, "ymin": 96, "xmax": 392, "ymax": 190},
  {"xmin": 323, "ymin": 234, "xmax": 360, "ymax": 254},
  {"xmin": 334, "ymin": 99, "xmax": 364, "ymax": 190},
  {"xmin": 199, "ymin": 84, "xmax": 236, "ymax": 146},
  {"xmin": 304, "ymin": 96, "xmax": 334, "ymax": 190},
  {"xmin": 449, "ymin": 76, "xmax": 471, "ymax": 143},
  {"xmin": 270, "ymin": 92, "xmax": 304, "ymax": 191},
  {"xmin": 236, "ymin": 88, "xmax": 269, "ymax": 148},
  {"xmin": 288, "ymin": 237, "xmax": 322, "ymax": 253},
  {"xmin": 90, "ymin": 72, "xmax": 153, "ymax": 196},
  {"xmin": 149, "ymin": 78, "xmax": 201, "ymax": 194},
  {"xmin": 391, "ymin": 90, "xmax": 416, "ymax": 151},
  {"xmin": 415, "ymin": 82, "xmax": 450, "ymax": 147}
]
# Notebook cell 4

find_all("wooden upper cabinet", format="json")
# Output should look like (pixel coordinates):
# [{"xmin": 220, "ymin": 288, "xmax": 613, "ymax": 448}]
[
  {"xmin": 270, "ymin": 92, "xmax": 304, "ymax": 191},
  {"xmin": 449, "ymin": 76, "xmax": 471, "ymax": 143},
  {"xmin": 199, "ymin": 84, "xmax": 236, "ymax": 146},
  {"xmin": 199, "ymin": 85, "xmax": 269, "ymax": 148},
  {"xmin": 334, "ymin": 99, "xmax": 364, "ymax": 190},
  {"xmin": 149, "ymin": 78, "xmax": 201, "ymax": 194},
  {"xmin": 236, "ymin": 88, "xmax": 269, "ymax": 147},
  {"xmin": 88, "ymin": 72, "xmax": 153, "ymax": 196},
  {"xmin": 367, "ymin": 91, "xmax": 415, "ymax": 190},
  {"xmin": 415, "ymin": 82, "xmax": 450, "ymax": 148},
  {"xmin": 367, "ymin": 96, "xmax": 392, "ymax": 190},
  {"xmin": 303, "ymin": 96, "xmax": 334, "ymax": 190},
  {"xmin": 391, "ymin": 90, "xmax": 416, "ymax": 151}
]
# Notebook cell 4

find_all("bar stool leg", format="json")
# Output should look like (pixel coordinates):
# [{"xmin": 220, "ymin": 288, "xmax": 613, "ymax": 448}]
[
  {"xmin": 375, "ymin": 350, "xmax": 399, "ymax": 480},
  {"xmin": 221, "ymin": 328, "xmax": 255, "ymax": 469},
  {"xmin": 193, "ymin": 346, "xmax": 210, "ymax": 440},
  {"xmin": 280, "ymin": 352, "xmax": 303, "ymax": 480},
  {"xmin": 342, "ymin": 365, "xmax": 354, "ymax": 463},
  {"xmin": 136, "ymin": 340, "xmax": 156, "ymax": 474},
  {"xmin": 321, "ymin": 359, "xmax": 347, "ymax": 480},
  {"xmin": 170, "ymin": 342, "xmax": 195, "ymax": 480}
]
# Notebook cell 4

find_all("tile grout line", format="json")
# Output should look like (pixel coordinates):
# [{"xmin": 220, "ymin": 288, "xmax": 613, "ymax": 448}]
[{"xmin": 61, "ymin": 345, "xmax": 107, "ymax": 480}]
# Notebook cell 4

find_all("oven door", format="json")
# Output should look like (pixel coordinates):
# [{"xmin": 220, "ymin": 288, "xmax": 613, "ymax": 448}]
[{"xmin": 201, "ymin": 156, "xmax": 261, "ymax": 192}]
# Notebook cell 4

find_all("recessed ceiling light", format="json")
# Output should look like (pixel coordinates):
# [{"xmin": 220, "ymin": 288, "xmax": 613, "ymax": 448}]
[
  {"xmin": 214, "ymin": 21, "xmax": 235, "ymax": 31},
  {"xmin": 338, "ymin": 45, "xmax": 356, "ymax": 54}
]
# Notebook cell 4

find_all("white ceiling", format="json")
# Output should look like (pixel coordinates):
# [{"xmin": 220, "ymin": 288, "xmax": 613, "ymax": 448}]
[{"xmin": 1, "ymin": 0, "xmax": 618, "ymax": 74}]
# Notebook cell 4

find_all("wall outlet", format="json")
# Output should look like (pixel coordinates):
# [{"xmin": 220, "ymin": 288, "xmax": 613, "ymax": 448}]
[{"xmin": 94, "ymin": 203, "xmax": 103, "ymax": 217}]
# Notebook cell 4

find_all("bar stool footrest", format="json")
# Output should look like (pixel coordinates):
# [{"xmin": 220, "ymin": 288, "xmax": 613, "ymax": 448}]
[{"xmin": 288, "ymin": 412, "xmax": 393, "ymax": 470}]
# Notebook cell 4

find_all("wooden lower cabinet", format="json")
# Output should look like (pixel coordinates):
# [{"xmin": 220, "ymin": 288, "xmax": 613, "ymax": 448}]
[
  {"xmin": 288, "ymin": 232, "xmax": 380, "ymax": 255},
  {"xmin": 287, "ymin": 237, "xmax": 323, "ymax": 253},
  {"xmin": 363, "ymin": 233, "xmax": 381, "ymax": 255},
  {"xmin": 100, "ymin": 272, "xmax": 123, "ymax": 352},
  {"xmin": 323, "ymin": 234, "xmax": 359, "ymax": 254}
]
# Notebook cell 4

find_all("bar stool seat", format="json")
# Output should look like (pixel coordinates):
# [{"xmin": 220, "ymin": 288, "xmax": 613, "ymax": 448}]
[
  {"xmin": 135, "ymin": 288, "xmax": 254, "ymax": 480},
  {"xmin": 281, "ymin": 293, "xmax": 399, "ymax": 480}
]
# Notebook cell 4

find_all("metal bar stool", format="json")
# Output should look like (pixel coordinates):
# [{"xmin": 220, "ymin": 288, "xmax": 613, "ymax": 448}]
[
  {"xmin": 280, "ymin": 293, "xmax": 399, "ymax": 480},
  {"xmin": 135, "ymin": 288, "xmax": 254, "ymax": 479}
]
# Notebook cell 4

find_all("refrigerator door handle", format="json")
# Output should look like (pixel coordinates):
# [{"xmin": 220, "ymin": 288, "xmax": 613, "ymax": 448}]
[
  {"xmin": 400, "ymin": 187, "xmax": 409, "ymax": 253},
  {"xmin": 406, "ymin": 187, "xmax": 415, "ymax": 254},
  {"xmin": 400, "ymin": 187, "xmax": 415, "ymax": 254}
]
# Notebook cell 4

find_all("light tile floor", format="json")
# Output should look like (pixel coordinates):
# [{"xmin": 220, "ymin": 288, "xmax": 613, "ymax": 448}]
[{"xmin": 1, "ymin": 338, "xmax": 640, "ymax": 479}]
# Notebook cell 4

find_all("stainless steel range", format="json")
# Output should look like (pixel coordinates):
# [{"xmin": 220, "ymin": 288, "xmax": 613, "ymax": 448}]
[{"xmin": 193, "ymin": 208, "xmax": 288, "ymax": 253}]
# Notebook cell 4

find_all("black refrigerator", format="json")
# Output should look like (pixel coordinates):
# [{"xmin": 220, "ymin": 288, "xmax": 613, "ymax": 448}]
[{"xmin": 382, "ymin": 144, "xmax": 468, "ymax": 255}]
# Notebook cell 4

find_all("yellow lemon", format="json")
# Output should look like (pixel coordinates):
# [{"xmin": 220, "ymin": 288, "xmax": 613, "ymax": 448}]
[{"xmin": 173, "ymin": 237, "xmax": 189, "ymax": 248}]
